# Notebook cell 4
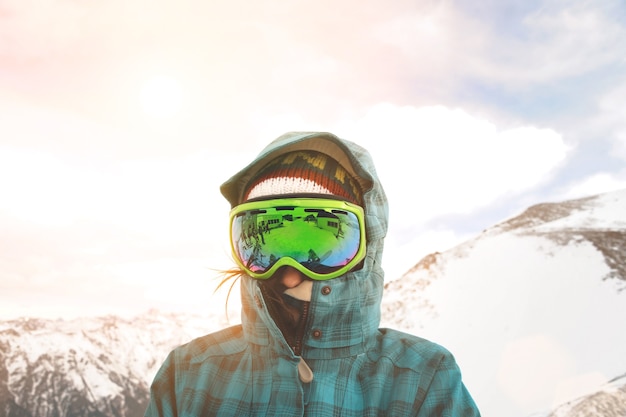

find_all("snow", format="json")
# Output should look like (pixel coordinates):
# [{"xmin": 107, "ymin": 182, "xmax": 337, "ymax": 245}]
[
  {"xmin": 0, "ymin": 312, "xmax": 214, "ymax": 414},
  {"xmin": 547, "ymin": 374, "xmax": 626, "ymax": 417},
  {"xmin": 535, "ymin": 189, "xmax": 626, "ymax": 231},
  {"xmin": 381, "ymin": 189, "xmax": 626, "ymax": 416}
]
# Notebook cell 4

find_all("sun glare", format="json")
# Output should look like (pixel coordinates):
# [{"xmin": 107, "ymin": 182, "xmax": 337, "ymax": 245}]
[{"xmin": 140, "ymin": 75, "xmax": 183, "ymax": 118}]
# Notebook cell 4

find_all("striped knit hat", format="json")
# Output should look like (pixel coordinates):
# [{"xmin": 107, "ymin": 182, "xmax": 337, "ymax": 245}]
[{"xmin": 243, "ymin": 150, "xmax": 363, "ymax": 205}]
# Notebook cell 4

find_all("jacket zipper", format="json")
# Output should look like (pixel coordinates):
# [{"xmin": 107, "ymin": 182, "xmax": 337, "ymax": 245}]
[{"xmin": 292, "ymin": 301, "xmax": 310, "ymax": 356}]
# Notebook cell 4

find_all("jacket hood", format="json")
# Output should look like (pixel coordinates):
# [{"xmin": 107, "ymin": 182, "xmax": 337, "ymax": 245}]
[{"xmin": 220, "ymin": 132, "xmax": 389, "ymax": 359}]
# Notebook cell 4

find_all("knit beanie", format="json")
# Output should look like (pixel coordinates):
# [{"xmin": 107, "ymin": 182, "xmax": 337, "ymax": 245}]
[{"xmin": 243, "ymin": 150, "xmax": 363, "ymax": 205}]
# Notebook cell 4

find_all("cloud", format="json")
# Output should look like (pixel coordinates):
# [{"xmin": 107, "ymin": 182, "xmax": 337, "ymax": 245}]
[
  {"xmin": 0, "ymin": 0, "xmax": 86, "ymax": 63},
  {"xmin": 0, "ymin": 94, "xmax": 132, "ymax": 155},
  {"xmin": 1, "ymin": 0, "xmax": 623, "ymax": 320},
  {"xmin": 0, "ymin": 0, "xmax": 200, "ymax": 64},
  {"xmin": 595, "ymin": 82, "xmax": 626, "ymax": 161},
  {"xmin": 485, "ymin": 2, "xmax": 626, "ymax": 84},
  {"xmin": 335, "ymin": 103, "xmax": 569, "ymax": 220},
  {"xmin": 372, "ymin": 0, "xmax": 626, "ymax": 89},
  {"xmin": 372, "ymin": 2, "xmax": 487, "ymax": 81},
  {"xmin": 557, "ymin": 172, "xmax": 626, "ymax": 201},
  {"xmin": 0, "ymin": 142, "xmax": 234, "ymax": 238},
  {"xmin": 504, "ymin": 4, "xmax": 626, "ymax": 82},
  {"xmin": 3, "ymin": 0, "xmax": 622, "ymax": 137},
  {"xmin": 0, "ymin": 139, "xmax": 240, "ymax": 318}
]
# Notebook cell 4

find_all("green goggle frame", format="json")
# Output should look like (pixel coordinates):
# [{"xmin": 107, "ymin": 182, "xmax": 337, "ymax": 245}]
[{"xmin": 229, "ymin": 197, "xmax": 366, "ymax": 280}]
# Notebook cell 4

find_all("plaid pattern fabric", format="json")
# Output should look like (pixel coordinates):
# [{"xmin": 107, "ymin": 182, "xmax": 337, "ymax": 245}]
[{"xmin": 145, "ymin": 132, "xmax": 481, "ymax": 416}]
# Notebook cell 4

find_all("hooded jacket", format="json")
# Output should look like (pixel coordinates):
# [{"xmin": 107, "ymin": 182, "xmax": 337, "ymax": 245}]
[{"xmin": 145, "ymin": 132, "xmax": 480, "ymax": 416}]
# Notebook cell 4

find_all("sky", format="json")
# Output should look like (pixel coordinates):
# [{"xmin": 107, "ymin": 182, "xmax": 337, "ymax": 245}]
[{"xmin": 1, "ymin": 0, "xmax": 626, "ymax": 320}]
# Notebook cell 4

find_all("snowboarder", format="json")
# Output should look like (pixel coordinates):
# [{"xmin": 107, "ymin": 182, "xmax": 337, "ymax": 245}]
[{"xmin": 145, "ymin": 131, "xmax": 481, "ymax": 416}]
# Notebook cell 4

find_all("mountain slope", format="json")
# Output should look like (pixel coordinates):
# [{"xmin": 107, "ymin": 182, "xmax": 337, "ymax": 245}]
[
  {"xmin": 545, "ymin": 373, "xmax": 626, "ymax": 417},
  {"xmin": 0, "ymin": 313, "xmax": 216, "ymax": 417},
  {"xmin": 381, "ymin": 188, "xmax": 626, "ymax": 417}
]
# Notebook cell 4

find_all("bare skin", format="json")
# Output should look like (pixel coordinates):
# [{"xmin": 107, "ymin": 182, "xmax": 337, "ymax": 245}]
[{"xmin": 281, "ymin": 266, "xmax": 305, "ymax": 288}]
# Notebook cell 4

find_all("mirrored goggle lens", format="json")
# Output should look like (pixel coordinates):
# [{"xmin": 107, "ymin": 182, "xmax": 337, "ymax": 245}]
[{"xmin": 230, "ymin": 199, "xmax": 365, "ymax": 280}]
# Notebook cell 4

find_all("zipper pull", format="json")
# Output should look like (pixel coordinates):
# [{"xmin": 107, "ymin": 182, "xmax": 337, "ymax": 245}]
[{"xmin": 298, "ymin": 357, "xmax": 314, "ymax": 383}]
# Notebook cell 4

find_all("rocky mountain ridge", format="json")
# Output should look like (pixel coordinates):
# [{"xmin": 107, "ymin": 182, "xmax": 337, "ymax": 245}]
[{"xmin": 0, "ymin": 313, "xmax": 215, "ymax": 417}]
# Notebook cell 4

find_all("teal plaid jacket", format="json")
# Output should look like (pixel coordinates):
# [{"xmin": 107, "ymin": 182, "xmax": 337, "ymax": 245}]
[{"xmin": 145, "ymin": 132, "xmax": 481, "ymax": 416}]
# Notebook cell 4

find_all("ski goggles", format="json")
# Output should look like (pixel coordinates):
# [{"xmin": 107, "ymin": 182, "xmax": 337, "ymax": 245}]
[{"xmin": 229, "ymin": 197, "xmax": 366, "ymax": 280}]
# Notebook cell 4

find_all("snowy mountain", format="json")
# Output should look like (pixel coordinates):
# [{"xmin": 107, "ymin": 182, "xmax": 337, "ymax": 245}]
[
  {"xmin": 1, "ymin": 189, "xmax": 625, "ymax": 417},
  {"xmin": 542, "ymin": 373, "xmax": 626, "ymax": 417},
  {"xmin": 381, "ymin": 188, "xmax": 626, "ymax": 417},
  {"xmin": 0, "ymin": 312, "xmax": 219, "ymax": 417}
]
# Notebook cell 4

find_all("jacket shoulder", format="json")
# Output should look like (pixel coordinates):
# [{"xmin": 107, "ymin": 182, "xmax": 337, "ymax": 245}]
[
  {"xmin": 375, "ymin": 328, "xmax": 459, "ymax": 372},
  {"xmin": 171, "ymin": 324, "xmax": 248, "ymax": 365}
]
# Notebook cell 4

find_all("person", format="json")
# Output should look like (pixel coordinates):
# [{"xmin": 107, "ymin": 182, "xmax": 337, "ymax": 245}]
[{"xmin": 145, "ymin": 131, "xmax": 481, "ymax": 416}]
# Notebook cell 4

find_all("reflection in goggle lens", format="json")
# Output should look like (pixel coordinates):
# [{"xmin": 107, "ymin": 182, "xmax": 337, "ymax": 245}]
[{"xmin": 230, "ymin": 199, "xmax": 365, "ymax": 280}]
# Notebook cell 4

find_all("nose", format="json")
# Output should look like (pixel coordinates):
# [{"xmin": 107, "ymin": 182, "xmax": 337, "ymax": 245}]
[{"xmin": 281, "ymin": 266, "xmax": 305, "ymax": 289}]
